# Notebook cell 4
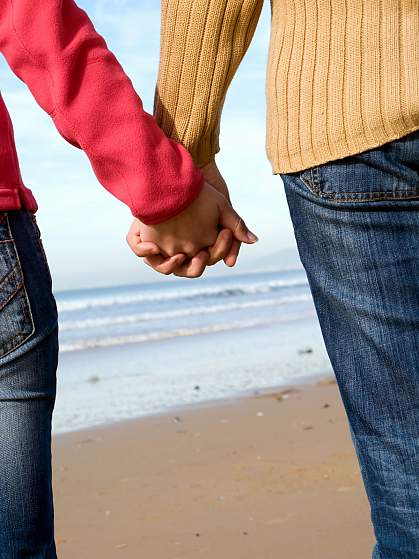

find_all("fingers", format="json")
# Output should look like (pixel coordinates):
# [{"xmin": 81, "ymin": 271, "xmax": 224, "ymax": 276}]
[
  {"xmin": 207, "ymin": 229, "xmax": 233, "ymax": 266},
  {"xmin": 127, "ymin": 221, "xmax": 209, "ymax": 277},
  {"xmin": 126, "ymin": 220, "xmax": 161, "ymax": 258},
  {"xmin": 173, "ymin": 250, "xmax": 210, "ymax": 278},
  {"xmin": 224, "ymin": 238, "xmax": 242, "ymax": 267},
  {"xmin": 144, "ymin": 250, "xmax": 210, "ymax": 278},
  {"xmin": 130, "ymin": 241, "xmax": 161, "ymax": 258},
  {"xmin": 127, "ymin": 212, "xmax": 245, "ymax": 276},
  {"xmin": 136, "ymin": 231, "xmax": 240, "ymax": 273},
  {"xmin": 144, "ymin": 253, "xmax": 187, "ymax": 275},
  {"xmin": 218, "ymin": 200, "xmax": 258, "ymax": 245}
]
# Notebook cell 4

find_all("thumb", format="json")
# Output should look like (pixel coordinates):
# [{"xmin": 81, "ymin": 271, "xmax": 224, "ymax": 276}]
[{"xmin": 219, "ymin": 202, "xmax": 258, "ymax": 244}]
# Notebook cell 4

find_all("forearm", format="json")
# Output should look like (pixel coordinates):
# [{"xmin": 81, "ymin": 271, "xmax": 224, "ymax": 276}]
[
  {"xmin": 0, "ymin": 0, "xmax": 203, "ymax": 224},
  {"xmin": 154, "ymin": 0, "xmax": 264, "ymax": 168}
]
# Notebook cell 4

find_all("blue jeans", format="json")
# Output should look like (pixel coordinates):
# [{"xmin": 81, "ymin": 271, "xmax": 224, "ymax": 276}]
[
  {"xmin": 282, "ymin": 129, "xmax": 419, "ymax": 558},
  {"xmin": 0, "ymin": 210, "xmax": 58, "ymax": 558}
]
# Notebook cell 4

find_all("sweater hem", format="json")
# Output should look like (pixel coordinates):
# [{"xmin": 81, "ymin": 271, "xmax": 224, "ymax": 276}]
[
  {"xmin": 271, "ymin": 124, "xmax": 419, "ymax": 175},
  {"xmin": 0, "ymin": 184, "xmax": 38, "ymax": 214}
]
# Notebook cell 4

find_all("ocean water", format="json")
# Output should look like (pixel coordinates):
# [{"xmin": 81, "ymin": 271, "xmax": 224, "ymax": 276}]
[{"xmin": 53, "ymin": 267, "xmax": 332, "ymax": 433}]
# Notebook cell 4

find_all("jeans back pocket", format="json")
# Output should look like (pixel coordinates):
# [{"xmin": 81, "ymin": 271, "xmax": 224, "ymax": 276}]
[
  {"xmin": 0, "ymin": 213, "xmax": 35, "ymax": 358},
  {"xmin": 297, "ymin": 130, "xmax": 419, "ymax": 202}
]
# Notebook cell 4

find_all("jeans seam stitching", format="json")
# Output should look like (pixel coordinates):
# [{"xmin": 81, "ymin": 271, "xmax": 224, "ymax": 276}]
[
  {"xmin": 303, "ymin": 165, "xmax": 419, "ymax": 201},
  {"xmin": 320, "ymin": 192, "xmax": 419, "ymax": 201},
  {"xmin": 299, "ymin": 172, "xmax": 321, "ymax": 195},
  {"xmin": 0, "ymin": 215, "xmax": 35, "ymax": 359}
]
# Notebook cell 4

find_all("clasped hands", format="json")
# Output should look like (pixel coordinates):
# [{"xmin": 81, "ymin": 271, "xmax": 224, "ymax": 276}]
[{"xmin": 126, "ymin": 162, "xmax": 258, "ymax": 278}]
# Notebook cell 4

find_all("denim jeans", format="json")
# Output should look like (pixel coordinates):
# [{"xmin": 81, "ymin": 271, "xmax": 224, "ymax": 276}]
[
  {"xmin": 281, "ymin": 129, "xmax": 419, "ymax": 558},
  {"xmin": 0, "ymin": 210, "xmax": 58, "ymax": 558}
]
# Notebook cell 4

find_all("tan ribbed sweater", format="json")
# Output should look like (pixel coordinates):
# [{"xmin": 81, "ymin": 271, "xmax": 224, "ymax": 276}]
[{"xmin": 154, "ymin": 0, "xmax": 419, "ymax": 174}]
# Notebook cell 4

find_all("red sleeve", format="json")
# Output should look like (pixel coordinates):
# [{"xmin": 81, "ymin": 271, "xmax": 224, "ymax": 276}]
[{"xmin": 0, "ymin": 0, "xmax": 204, "ymax": 225}]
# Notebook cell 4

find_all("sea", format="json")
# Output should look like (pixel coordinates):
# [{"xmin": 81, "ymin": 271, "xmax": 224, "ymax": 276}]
[{"xmin": 53, "ymin": 266, "xmax": 332, "ymax": 434}]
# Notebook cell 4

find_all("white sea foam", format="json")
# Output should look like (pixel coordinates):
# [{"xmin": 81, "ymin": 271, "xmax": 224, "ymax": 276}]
[
  {"xmin": 59, "ymin": 311, "xmax": 315, "ymax": 353},
  {"xmin": 56, "ymin": 277, "xmax": 308, "ymax": 313},
  {"xmin": 59, "ymin": 293, "xmax": 312, "ymax": 332}
]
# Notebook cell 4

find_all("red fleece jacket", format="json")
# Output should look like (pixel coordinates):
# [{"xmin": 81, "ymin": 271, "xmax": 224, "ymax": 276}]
[{"xmin": 0, "ymin": 0, "xmax": 204, "ymax": 224}]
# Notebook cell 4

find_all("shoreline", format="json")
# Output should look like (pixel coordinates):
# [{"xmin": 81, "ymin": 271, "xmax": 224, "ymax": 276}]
[
  {"xmin": 53, "ymin": 368, "xmax": 332, "ymax": 437},
  {"xmin": 53, "ymin": 376, "xmax": 374, "ymax": 558}
]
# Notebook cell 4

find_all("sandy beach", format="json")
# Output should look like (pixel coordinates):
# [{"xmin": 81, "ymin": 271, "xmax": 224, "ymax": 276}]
[{"xmin": 53, "ymin": 378, "xmax": 375, "ymax": 558}]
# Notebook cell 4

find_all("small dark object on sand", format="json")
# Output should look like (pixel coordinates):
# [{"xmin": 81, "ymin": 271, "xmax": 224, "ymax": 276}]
[
  {"xmin": 298, "ymin": 347, "xmax": 313, "ymax": 355},
  {"xmin": 323, "ymin": 403, "xmax": 331, "ymax": 409}
]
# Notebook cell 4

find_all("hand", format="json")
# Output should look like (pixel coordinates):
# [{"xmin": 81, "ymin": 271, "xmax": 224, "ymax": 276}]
[
  {"xmin": 137, "ymin": 181, "xmax": 246, "ymax": 256},
  {"xmin": 127, "ymin": 175, "xmax": 258, "ymax": 277},
  {"xmin": 128, "ymin": 222, "xmax": 234, "ymax": 277},
  {"xmin": 199, "ymin": 161, "xmax": 242, "ymax": 267},
  {"xmin": 138, "ymin": 161, "xmax": 239, "ymax": 273}
]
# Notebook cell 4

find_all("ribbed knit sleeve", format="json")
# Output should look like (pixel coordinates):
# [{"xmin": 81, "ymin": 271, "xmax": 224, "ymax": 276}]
[{"xmin": 154, "ymin": 0, "xmax": 264, "ymax": 168}]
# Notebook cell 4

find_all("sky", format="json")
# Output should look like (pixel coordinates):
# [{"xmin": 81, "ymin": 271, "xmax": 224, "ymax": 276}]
[{"xmin": 0, "ymin": 0, "xmax": 298, "ymax": 291}]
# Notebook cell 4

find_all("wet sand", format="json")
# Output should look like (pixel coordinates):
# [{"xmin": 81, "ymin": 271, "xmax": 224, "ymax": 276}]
[{"xmin": 53, "ymin": 378, "xmax": 375, "ymax": 558}]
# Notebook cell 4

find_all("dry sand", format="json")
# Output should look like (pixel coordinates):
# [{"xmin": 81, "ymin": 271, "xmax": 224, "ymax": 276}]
[{"xmin": 53, "ymin": 378, "xmax": 375, "ymax": 558}]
